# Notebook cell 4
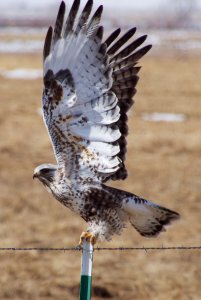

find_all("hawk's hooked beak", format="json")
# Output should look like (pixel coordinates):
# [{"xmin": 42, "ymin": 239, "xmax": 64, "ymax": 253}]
[{"xmin": 33, "ymin": 172, "xmax": 38, "ymax": 179}]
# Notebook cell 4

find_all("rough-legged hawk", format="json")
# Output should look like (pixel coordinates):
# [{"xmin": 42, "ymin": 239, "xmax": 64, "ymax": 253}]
[{"xmin": 33, "ymin": 0, "xmax": 179, "ymax": 243}]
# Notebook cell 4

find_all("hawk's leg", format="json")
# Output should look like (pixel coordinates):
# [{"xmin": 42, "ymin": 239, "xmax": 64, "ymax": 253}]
[{"xmin": 79, "ymin": 231, "xmax": 97, "ymax": 246}]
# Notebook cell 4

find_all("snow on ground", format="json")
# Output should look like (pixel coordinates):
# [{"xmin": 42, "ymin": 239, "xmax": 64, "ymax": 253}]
[
  {"xmin": 0, "ymin": 68, "xmax": 42, "ymax": 79},
  {"xmin": 0, "ymin": 40, "xmax": 43, "ymax": 54},
  {"xmin": 0, "ymin": 27, "xmax": 45, "ymax": 35},
  {"xmin": 1, "ymin": 28, "xmax": 201, "ymax": 54},
  {"xmin": 142, "ymin": 112, "xmax": 186, "ymax": 122}
]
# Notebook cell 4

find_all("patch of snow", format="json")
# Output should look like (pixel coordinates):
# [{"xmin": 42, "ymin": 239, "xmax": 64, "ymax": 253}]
[
  {"xmin": 0, "ymin": 27, "xmax": 46, "ymax": 35},
  {"xmin": 0, "ymin": 40, "xmax": 43, "ymax": 53},
  {"xmin": 142, "ymin": 112, "xmax": 186, "ymax": 122},
  {"xmin": 0, "ymin": 68, "xmax": 42, "ymax": 79},
  {"xmin": 146, "ymin": 29, "xmax": 201, "ymax": 52},
  {"xmin": 175, "ymin": 40, "xmax": 201, "ymax": 50}
]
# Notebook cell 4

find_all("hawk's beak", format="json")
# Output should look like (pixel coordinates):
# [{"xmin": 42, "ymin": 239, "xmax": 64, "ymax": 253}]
[{"xmin": 33, "ymin": 173, "xmax": 38, "ymax": 179}]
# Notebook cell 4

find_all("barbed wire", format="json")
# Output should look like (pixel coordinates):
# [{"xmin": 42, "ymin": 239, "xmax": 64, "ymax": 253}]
[{"xmin": 0, "ymin": 246, "xmax": 200, "ymax": 252}]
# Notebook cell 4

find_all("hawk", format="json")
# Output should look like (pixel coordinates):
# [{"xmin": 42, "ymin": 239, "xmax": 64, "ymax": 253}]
[{"xmin": 33, "ymin": 0, "xmax": 179, "ymax": 244}]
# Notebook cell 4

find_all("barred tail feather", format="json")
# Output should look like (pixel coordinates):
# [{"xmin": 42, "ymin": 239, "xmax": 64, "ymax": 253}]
[{"xmin": 123, "ymin": 197, "xmax": 180, "ymax": 237}]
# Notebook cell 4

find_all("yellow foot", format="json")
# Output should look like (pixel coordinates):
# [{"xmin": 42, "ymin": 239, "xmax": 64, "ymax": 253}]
[{"xmin": 79, "ymin": 231, "xmax": 97, "ymax": 246}]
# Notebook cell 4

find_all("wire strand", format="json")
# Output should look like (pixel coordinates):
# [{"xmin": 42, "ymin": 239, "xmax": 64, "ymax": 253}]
[{"xmin": 0, "ymin": 246, "xmax": 200, "ymax": 252}]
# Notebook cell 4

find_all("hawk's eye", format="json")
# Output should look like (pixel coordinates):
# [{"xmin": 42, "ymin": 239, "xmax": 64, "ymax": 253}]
[{"xmin": 42, "ymin": 168, "xmax": 50, "ymax": 174}]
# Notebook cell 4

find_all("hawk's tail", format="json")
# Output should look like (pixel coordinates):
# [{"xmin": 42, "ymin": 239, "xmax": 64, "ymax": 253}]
[{"xmin": 123, "ymin": 196, "xmax": 180, "ymax": 237}]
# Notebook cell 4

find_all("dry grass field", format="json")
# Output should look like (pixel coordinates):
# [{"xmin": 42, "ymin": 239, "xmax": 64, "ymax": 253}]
[{"xmin": 0, "ymin": 46, "xmax": 201, "ymax": 299}]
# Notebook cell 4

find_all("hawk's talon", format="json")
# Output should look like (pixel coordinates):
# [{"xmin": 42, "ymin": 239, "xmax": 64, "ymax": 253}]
[{"xmin": 79, "ymin": 231, "xmax": 97, "ymax": 246}]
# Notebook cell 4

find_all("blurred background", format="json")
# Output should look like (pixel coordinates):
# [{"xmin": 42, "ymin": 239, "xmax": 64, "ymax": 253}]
[{"xmin": 0, "ymin": 0, "xmax": 201, "ymax": 299}]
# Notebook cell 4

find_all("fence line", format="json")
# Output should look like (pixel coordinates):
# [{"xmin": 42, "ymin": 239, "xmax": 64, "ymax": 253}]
[{"xmin": 0, "ymin": 246, "xmax": 200, "ymax": 252}]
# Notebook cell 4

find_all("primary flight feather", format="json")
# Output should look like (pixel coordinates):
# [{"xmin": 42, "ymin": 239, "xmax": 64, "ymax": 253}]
[{"xmin": 34, "ymin": 0, "xmax": 179, "ymax": 243}]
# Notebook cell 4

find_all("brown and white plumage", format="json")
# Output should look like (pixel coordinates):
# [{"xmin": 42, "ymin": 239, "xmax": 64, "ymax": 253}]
[{"xmin": 34, "ymin": 0, "xmax": 179, "ymax": 242}]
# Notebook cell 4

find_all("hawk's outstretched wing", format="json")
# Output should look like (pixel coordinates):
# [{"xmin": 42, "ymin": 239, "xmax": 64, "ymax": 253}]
[{"xmin": 42, "ymin": 0, "xmax": 151, "ymax": 182}]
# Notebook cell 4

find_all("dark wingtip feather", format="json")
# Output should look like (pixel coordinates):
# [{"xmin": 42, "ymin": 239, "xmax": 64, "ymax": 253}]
[
  {"xmin": 124, "ymin": 44, "xmax": 152, "ymax": 64},
  {"xmin": 58, "ymin": 0, "xmax": 65, "ymax": 13},
  {"xmin": 70, "ymin": 0, "xmax": 81, "ymax": 16},
  {"xmin": 96, "ymin": 5, "xmax": 103, "ymax": 16},
  {"xmin": 92, "ymin": 5, "xmax": 103, "ymax": 21},
  {"xmin": 110, "ymin": 34, "xmax": 149, "ymax": 64},
  {"xmin": 59, "ymin": 1, "xmax": 66, "ymax": 16},
  {"xmin": 104, "ymin": 28, "xmax": 121, "ymax": 47},
  {"xmin": 43, "ymin": 26, "xmax": 53, "ymax": 62},
  {"xmin": 96, "ymin": 26, "xmax": 104, "ymax": 40},
  {"xmin": 147, "ymin": 44, "xmax": 152, "ymax": 51},
  {"xmin": 87, "ymin": 4, "xmax": 103, "ymax": 35},
  {"xmin": 75, "ymin": 0, "xmax": 93, "ymax": 35},
  {"xmin": 64, "ymin": 0, "xmax": 80, "ymax": 37},
  {"xmin": 85, "ymin": 0, "xmax": 93, "ymax": 8},
  {"xmin": 121, "ymin": 27, "xmax": 137, "ymax": 41},
  {"xmin": 53, "ymin": 1, "xmax": 66, "ymax": 45},
  {"xmin": 138, "ymin": 44, "xmax": 152, "ymax": 57},
  {"xmin": 107, "ymin": 27, "xmax": 137, "ymax": 55},
  {"xmin": 72, "ymin": 0, "xmax": 80, "ymax": 9},
  {"xmin": 83, "ymin": 0, "xmax": 93, "ymax": 15},
  {"xmin": 127, "ymin": 27, "xmax": 137, "ymax": 36},
  {"xmin": 137, "ymin": 34, "xmax": 148, "ymax": 44},
  {"xmin": 60, "ymin": 1, "xmax": 65, "ymax": 10},
  {"xmin": 99, "ymin": 42, "xmax": 107, "ymax": 56}
]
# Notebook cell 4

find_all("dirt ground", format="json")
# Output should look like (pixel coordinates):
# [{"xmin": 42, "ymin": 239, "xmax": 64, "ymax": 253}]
[{"xmin": 0, "ymin": 48, "xmax": 201, "ymax": 299}]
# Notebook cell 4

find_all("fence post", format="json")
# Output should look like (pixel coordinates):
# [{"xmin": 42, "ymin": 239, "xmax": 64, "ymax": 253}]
[{"xmin": 79, "ymin": 240, "xmax": 94, "ymax": 300}]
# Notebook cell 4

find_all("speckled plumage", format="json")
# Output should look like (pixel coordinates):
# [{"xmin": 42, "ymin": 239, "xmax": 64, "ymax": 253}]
[{"xmin": 34, "ymin": 0, "xmax": 179, "ymax": 241}]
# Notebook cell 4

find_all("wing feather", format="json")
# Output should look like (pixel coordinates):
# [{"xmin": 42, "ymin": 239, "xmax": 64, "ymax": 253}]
[
  {"xmin": 43, "ymin": 27, "xmax": 53, "ymax": 62},
  {"xmin": 112, "ymin": 45, "xmax": 152, "ymax": 71},
  {"xmin": 64, "ymin": 0, "xmax": 80, "ymax": 38},
  {"xmin": 107, "ymin": 28, "xmax": 136, "ymax": 55},
  {"xmin": 52, "ymin": 1, "xmax": 65, "ymax": 47},
  {"xmin": 111, "ymin": 35, "xmax": 147, "ymax": 63},
  {"xmin": 42, "ymin": 1, "xmax": 151, "ymax": 182},
  {"xmin": 106, "ymin": 40, "xmax": 152, "ymax": 181},
  {"xmin": 104, "ymin": 28, "xmax": 121, "ymax": 47},
  {"xmin": 87, "ymin": 5, "xmax": 103, "ymax": 36},
  {"xmin": 75, "ymin": 0, "xmax": 93, "ymax": 35}
]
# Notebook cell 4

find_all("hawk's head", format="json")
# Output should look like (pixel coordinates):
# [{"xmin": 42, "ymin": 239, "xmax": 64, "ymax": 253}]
[{"xmin": 33, "ymin": 164, "xmax": 57, "ymax": 187}]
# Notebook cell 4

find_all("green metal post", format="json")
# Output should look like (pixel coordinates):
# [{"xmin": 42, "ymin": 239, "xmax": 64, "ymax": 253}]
[{"xmin": 79, "ymin": 240, "xmax": 94, "ymax": 300}]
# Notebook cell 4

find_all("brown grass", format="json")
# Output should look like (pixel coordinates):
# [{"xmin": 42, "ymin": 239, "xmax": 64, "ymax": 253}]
[{"xmin": 0, "ymin": 51, "xmax": 200, "ymax": 300}]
